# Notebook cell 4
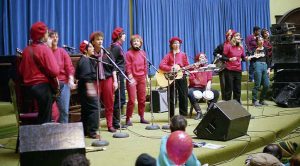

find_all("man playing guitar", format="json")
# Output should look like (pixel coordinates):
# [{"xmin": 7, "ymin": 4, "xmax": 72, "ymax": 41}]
[
  {"xmin": 159, "ymin": 37, "xmax": 189, "ymax": 118},
  {"xmin": 19, "ymin": 22, "xmax": 59, "ymax": 124}
]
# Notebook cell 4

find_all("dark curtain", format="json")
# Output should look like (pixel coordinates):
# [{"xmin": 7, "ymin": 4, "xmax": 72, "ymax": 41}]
[
  {"xmin": 0, "ymin": 0, "xmax": 129, "ymax": 55},
  {"xmin": 132, "ymin": 0, "xmax": 270, "ymax": 73}
]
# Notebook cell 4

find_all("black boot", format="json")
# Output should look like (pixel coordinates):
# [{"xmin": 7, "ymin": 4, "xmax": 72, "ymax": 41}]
[{"xmin": 193, "ymin": 103, "xmax": 203, "ymax": 120}]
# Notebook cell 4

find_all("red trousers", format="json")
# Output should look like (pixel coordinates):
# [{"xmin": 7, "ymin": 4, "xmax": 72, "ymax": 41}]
[
  {"xmin": 97, "ymin": 77, "xmax": 114, "ymax": 128},
  {"xmin": 126, "ymin": 76, "xmax": 146, "ymax": 119}
]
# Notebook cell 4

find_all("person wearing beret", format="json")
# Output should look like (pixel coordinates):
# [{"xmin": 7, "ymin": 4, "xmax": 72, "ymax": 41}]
[
  {"xmin": 188, "ymin": 53, "xmax": 219, "ymax": 120},
  {"xmin": 47, "ymin": 30, "xmax": 76, "ymax": 123},
  {"xmin": 223, "ymin": 31, "xmax": 246, "ymax": 104},
  {"xmin": 125, "ymin": 34, "xmax": 149, "ymax": 126},
  {"xmin": 19, "ymin": 21, "xmax": 60, "ymax": 124},
  {"xmin": 90, "ymin": 31, "xmax": 118, "ymax": 133},
  {"xmin": 110, "ymin": 27, "xmax": 127, "ymax": 129},
  {"xmin": 75, "ymin": 40, "xmax": 100, "ymax": 139},
  {"xmin": 159, "ymin": 37, "xmax": 189, "ymax": 118}
]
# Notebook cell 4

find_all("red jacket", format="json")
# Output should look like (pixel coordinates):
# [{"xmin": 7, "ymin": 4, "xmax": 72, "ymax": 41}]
[
  {"xmin": 52, "ymin": 47, "xmax": 75, "ymax": 83},
  {"xmin": 223, "ymin": 44, "xmax": 245, "ymax": 72},
  {"xmin": 19, "ymin": 42, "xmax": 59, "ymax": 86},
  {"xmin": 125, "ymin": 49, "xmax": 147, "ymax": 78},
  {"xmin": 189, "ymin": 66, "xmax": 212, "ymax": 88},
  {"xmin": 159, "ymin": 51, "xmax": 189, "ymax": 72}
]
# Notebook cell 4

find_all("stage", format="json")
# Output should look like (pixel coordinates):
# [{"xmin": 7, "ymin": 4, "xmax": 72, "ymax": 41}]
[{"xmin": 0, "ymin": 101, "xmax": 299, "ymax": 166}]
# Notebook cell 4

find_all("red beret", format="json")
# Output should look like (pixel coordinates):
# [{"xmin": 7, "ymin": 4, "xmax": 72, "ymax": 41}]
[
  {"xmin": 231, "ymin": 30, "xmax": 238, "ymax": 39},
  {"xmin": 112, "ymin": 27, "xmax": 124, "ymax": 41},
  {"xmin": 30, "ymin": 21, "xmax": 48, "ymax": 41},
  {"xmin": 169, "ymin": 37, "xmax": 182, "ymax": 44},
  {"xmin": 79, "ymin": 40, "xmax": 90, "ymax": 54}
]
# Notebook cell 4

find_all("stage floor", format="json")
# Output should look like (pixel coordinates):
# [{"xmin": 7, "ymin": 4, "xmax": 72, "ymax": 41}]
[{"xmin": 0, "ymin": 101, "xmax": 299, "ymax": 166}]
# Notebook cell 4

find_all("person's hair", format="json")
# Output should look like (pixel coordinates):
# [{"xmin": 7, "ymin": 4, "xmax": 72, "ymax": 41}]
[
  {"xmin": 49, "ymin": 30, "xmax": 58, "ymax": 38},
  {"xmin": 170, "ymin": 115, "xmax": 187, "ymax": 132},
  {"xmin": 61, "ymin": 153, "xmax": 90, "ymax": 166},
  {"xmin": 230, "ymin": 33, "xmax": 242, "ymax": 47},
  {"xmin": 135, "ymin": 153, "xmax": 156, "ymax": 166},
  {"xmin": 290, "ymin": 154, "xmax": 300, "ymax": 166},
  {"xmin": 90, "ymin": 32, "xmax": 104, "ymax": 42},
  {"xmin": 263, "ymin": 144, "xmax": 283, "ymax": 160},
  {"xmin": 253, "ymin": 26, "xmax": 261, "ymax": 33}
]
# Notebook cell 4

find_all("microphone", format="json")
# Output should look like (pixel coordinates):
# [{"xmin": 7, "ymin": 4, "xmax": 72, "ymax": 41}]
[
  {"xmin": 63, "ymin": 45, "xmax": 76, "ymax": 50},
  {"xmin": 101, "ymin": 45, "xmax": 110, "ymax": 55},
  {"xmin": 240, "ymin": 38, "xmax": 244, "ymax": 41}
]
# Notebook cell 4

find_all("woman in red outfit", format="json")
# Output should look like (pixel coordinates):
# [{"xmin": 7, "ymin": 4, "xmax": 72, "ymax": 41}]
[
  {"xmin": 159, "ymin": 37, "xmax": 189, "ymax": 118},
  {"xmin": 125, "ymin": 35, "xmax": 149, "ymax": 126},
  {"xmin": 223, "ymin": 31, "xmax": 246, "ymax": 103}
]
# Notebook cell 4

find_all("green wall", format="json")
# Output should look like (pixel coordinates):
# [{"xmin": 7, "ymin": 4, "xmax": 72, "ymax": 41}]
[{"xmin": 270, "ymin": 0, "xmax": 300, "ymax": 24}]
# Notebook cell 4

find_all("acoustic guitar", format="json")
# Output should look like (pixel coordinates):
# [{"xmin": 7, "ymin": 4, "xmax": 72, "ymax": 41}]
[{"xmin": 155, "ymin": 62, "xmax": 206, "ymax": 87}]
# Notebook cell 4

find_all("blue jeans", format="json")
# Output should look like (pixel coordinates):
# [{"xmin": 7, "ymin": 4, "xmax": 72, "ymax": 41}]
[
  {"xmin": 56, "ymin": 83, "xmax": 70, "ymax": 123},
  {"xmin": 249, "ymin": 60, "xmax": 254, "ymax": 81},
  {"xmin": 252, "ymin": 62, "xmax": 270, "ymax": 102}
]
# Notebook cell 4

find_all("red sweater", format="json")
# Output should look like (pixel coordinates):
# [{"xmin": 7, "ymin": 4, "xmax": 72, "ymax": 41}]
[
  {"xmin": 19, "ymin": 43, "xmax": 59, "ymax": 86},
  {"xmin": 223, "ymin": 44, "xmax": 245, "ymax": 72},
  {"xmin": 125, "ymin": 49, "xmax": 147, "ymax": 78},
  {"xmin": 189, "ymin": 67, "xmax": 212, "ymax": 88},
  {"xmin": 52, "ymin": 47, "xmax": 75, "ymax": 83},
  {"xmin": 159, "ymin": 51, "xmax": 189, "ymax": 72}
]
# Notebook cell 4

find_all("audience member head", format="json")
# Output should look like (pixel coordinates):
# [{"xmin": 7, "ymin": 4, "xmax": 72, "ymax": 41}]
[
  {"xmin": 290, "ymin": 154, "xmax": 300, "ymax": 166},
  {"xmin": 30, "ymin": 21, "xmax": 48, "ymax": 42},
  {"xmin": 48, "ymin": 30, "xmax": 59, "ymax": 48},
  {"xmin": 130, "ymin": 34, "xmax": 143, "ymax": 50},
  {"xmin": 61, "ymin": 153, "xmax": 90, "ymax": 166},
  {"xmin": 135, "ymin": 153, "xmax": 156, "ymax": 166},
  {"xmin": 246, "ymin": 153, "xmax": 282, "ymax": 166},
  {"xmin": 170, "ymin": 115, "xmax": 187, "ymax": 132},
  {"xmin": 263, "ymin": 144, "xmax": 283, "ymax": 160}
]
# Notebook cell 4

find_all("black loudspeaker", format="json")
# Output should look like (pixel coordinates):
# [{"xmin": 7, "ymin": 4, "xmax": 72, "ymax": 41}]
[
  {"xmin": 272, "ymin": 44, "xmax": 300, "ymax": 64},
  {"xmin": 19, "ymin": 123, "xmax": 86, "ymax": 166},
  {"xmin": 274, "ymin": 83, "xmax": 300, "ymax": 107},
  {"xmin": 194, "ymin": 100, "xmax": 251, "ymax": 141},
  {"xmin": 151, "ymin": 89, "xmax": 168, "ymax": 113}
]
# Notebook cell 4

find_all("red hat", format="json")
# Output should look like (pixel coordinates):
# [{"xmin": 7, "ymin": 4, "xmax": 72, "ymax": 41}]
[
  {"xmin": 169, "ymin": 37, "xmax": 182, "ymax": 44},
  {"xmin": 79, "ymin": 40, "xmax": 90, "ymax": 54},
  {"xmin": 112, "ymin": 27, "xmax": 124, "ymax": 41},
  {"xmin": 231, "ymin": 30, "xmax": 239, "ymax": 40},
  {"xmin": 30, "ymin": 21, "xmax": 48, "ymax": 41},
  {"xmin": 130, "ymin": 34, "xmax": 143, "ymax": 46}
]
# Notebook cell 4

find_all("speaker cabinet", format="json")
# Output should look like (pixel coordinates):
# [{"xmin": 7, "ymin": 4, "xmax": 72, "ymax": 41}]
[
  {"xmin": 272, "ymin": 43, "xmax": 300, "ymax": 64},
  {"xmin": 19, "ymin": 122, "xmax": 86, "ymax": 166},
  {"xmin": 151, "ymin": 89, "xmax": 168, "ymax": 113},
  {"xmin": 194, "ymin": 100, "xmax": 251, "ymax": 141}
]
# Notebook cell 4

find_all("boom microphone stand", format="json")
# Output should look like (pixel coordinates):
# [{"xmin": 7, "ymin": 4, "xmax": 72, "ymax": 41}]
[
  {"xmin": 101, "ymin": 46, "xmax": 131, "ymax": 138},
  {"xmin": 141, "ymin": 55, "xmax": 160, "ymax": 130}
]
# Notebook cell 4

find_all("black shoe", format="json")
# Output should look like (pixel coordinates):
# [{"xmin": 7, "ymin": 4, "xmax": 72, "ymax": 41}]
[
  {"xmin": 194, "ymin": 112, "xmax": 203, "ymax": 120},
  {"xmin": 253, "ymin": 101, "xmax": 262, "ymax": 107}
]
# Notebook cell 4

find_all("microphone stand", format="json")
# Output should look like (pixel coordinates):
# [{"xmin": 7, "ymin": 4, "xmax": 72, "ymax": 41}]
[
  {"xmin": 101, "ymin": 47, "xmax": 131, "ymax": 138},
  {"xmin": 244, "ymin": 42, "xmax": 250, "ymax": 112},
  {"xmin": 162, "ymin": 52, "xmax": 177, "ymax": 130},
  {"xmin": 91, "ymin": 51, "xmax": 109, "ymax": 147},
  {"xmin": 141, "ymin": 54, "xmax": 160, "ymax": 130}
]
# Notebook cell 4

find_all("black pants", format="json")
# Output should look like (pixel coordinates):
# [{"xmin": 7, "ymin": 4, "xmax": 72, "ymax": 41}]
[
  {"xmin": 113, "ymin": 73, "xmax": 126, "ymax": 127},
  {"xmin": 78, "ymin": 81, "xmax": 99, "ymax": 136},
  {"xmin": 29, "ymin": 83, "xmax": 54, "ymax": 124},
  {"xmin": 169, "ymin": 76, "xmax": 188, "ymax": 117},
  {"xmin": 218, "ymin": 70, "xmax": 226, "ymax": 100},
  {"xmin": 224, "ymin": 69, "xmax": 242, "ymax": 103}
]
